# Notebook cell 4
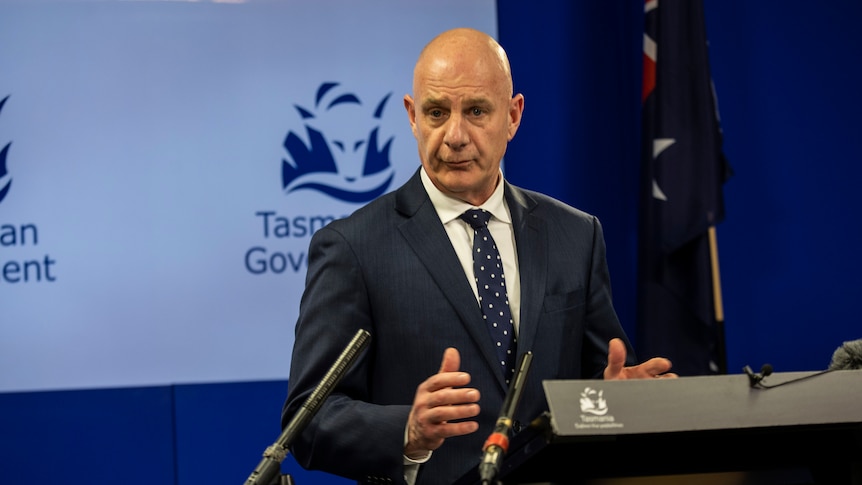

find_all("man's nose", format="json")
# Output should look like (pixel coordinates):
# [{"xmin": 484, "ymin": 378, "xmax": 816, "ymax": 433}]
[{"xmin": 443, "ymin": 114, "xmax": 469, "ymax": 149}]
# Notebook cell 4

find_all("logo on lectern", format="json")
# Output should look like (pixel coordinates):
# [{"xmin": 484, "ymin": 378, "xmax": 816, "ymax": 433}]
[
  {"xmin": 575, "ymin": 386, "xmax": 623, "ymax": 430},
  {"xmin": 579, "ymin": 386, "xmax": 609, "ymax": 416}
]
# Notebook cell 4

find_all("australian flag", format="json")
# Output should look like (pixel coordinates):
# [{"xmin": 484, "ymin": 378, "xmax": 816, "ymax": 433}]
[{"xmin": 637, "ymin": 0, "xmax": 733, "ymax": 376}]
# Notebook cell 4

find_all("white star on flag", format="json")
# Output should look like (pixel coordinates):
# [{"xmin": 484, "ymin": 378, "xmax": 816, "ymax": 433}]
[{"xmin": 651, "ymin": 137, "xmax": 675, "ymax": 201}]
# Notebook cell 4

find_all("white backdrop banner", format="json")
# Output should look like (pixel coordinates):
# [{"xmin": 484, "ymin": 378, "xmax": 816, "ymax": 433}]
[{"xmin": 0, "ymin": 0, "xmax": 497, "ymax": 392}]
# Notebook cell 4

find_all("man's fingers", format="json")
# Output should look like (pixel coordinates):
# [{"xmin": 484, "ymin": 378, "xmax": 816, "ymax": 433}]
[
  {"xmin": 439, "ymin": 347, "xmax": 461, "ymax": 373},
  {"xmin": 420, "ymin": 347, "xmax": 470, "ymax": 392},
  {"xmin": 407, "ymin": 359, "xmax": 481, "ymax": 456},
  {"xmin": 421, "ymin": 419, "xmax": 480, "ymax": 442},
  {"xmin": 604, "ymin": 338, "xmax": 627, "ymax": 379},
  {"xmin": 420, "ymin": 387, "xmax": 481, "ymax": 411},
  {"xmin": 639, "ymin": 357, "xmax": 675, "ymax": 377}
]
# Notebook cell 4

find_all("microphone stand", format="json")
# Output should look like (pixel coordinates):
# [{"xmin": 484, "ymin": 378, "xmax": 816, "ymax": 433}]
[
  {"xmin": 479, "ymin": 351, "xmax": 533, "ymax": 485},
  {"xmin": 242, "ymin": 329, "xmax": 371, "ymax": 485}
]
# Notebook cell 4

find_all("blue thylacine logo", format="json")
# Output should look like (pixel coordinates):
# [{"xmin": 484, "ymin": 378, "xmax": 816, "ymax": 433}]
[
  {"xmin": 0, "ymin": 95, "xmax": 11, "ymax": 205},
  {"xmin": 281, "ymin": 82, "xmax": 395, "ymax": 204}
]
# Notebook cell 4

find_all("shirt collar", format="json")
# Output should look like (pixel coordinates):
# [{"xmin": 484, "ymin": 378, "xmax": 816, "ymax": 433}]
[{"xmin": 420, "ymin": 167, "xmax": 510, "ymax": 225}]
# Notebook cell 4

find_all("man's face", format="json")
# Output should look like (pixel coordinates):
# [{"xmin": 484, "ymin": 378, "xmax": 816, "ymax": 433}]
[{"xmin": 404, "ymin": 44, "xmax": 523, "ymax": 206}]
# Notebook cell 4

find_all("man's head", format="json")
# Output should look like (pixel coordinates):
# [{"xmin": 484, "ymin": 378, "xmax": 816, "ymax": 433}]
[{"xmin": 404, "ymin": 28, "xmax": 524, "ymax": 206}]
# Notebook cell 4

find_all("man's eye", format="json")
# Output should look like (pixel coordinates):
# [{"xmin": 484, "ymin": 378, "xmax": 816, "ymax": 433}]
[
  {"xmin": 471, "ymin": 108, "xmax": 484, "ymax": 116},
  {"xmin": 430, "ymin": 109, "xmax": 443, "ymax": 118}
]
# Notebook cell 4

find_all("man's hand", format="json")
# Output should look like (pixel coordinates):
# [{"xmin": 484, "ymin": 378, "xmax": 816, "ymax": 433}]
[
  {"xmin": 404, "ymin": 347, "xmax": 481, "ymax": 459},
  {"xmin": 603, "ymin": 338, "xmax": 678, "ymax": 380}
]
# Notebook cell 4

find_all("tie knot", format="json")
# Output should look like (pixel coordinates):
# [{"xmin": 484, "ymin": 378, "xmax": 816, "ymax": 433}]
[{"xmin": 460, "ymin": 209, "xmax": 491, "ymax": 230}]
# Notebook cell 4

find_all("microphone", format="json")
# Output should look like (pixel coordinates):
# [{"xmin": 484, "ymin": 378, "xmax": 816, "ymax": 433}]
[
  {"xmin": 243, "ymin": 328, "xmax": 371, "ymax": 485},
  {"xmin": 743, "ymin": 339, "xmax": 862, "ymax": 391},
  {"xmin": 743, "ymin": 363, "xmax": 773, "ymax": 388},
  {"xmin": 479, "ymin": 351, "xmax": 533, "ymax": 485},
  {"xmin": 743, "ymin": 363, "xmax": 836, "ymax": 390},
  {"xmin": 828, "ymin": 338, "xmax": 862, "ymax": 370}
]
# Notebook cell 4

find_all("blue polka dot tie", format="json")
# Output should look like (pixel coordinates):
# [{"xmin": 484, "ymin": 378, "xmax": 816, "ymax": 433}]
[{"xmin": 460, "ymin": 209, "xmax": 517, "ymax": 384}]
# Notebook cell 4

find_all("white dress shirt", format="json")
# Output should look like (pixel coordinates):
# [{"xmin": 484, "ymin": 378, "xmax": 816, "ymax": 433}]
[{"xmin": 419, "ymin": 167, "xmax": 521, "ymax": 333}]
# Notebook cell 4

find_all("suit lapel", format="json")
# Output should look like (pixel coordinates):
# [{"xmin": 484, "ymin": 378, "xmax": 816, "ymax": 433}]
[
  {"xmin": 505, "ymin": 183, "xmax": 546, "ymax": 357},
  {"xmin": 395, "ymin": 170, "xmax": 506, "ymax": 383}
]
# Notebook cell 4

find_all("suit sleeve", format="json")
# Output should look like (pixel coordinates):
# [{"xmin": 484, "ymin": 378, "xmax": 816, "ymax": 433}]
[
  {"xmin": 282, "ymin": 224, "xmax": 410, "ymax": 484},
  {"xmin": 581, "ymin": 215, "xmax": 638, "ymax": 377}
]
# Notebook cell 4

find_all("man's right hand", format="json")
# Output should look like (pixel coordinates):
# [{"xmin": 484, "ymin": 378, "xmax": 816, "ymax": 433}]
[{"xmin": 404, "ymin": 347, "xmax": 481, "ymax": 459}]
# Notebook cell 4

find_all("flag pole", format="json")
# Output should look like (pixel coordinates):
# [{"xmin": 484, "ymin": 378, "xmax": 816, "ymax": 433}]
[{"xmin": 708, "ymin": 225, "xmax": 727, "ymax": 373}]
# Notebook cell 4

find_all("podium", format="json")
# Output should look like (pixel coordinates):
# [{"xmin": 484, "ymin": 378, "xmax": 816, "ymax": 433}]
[{"xmin": 456, "ymin": 370, "xmax": 862, "ymax": 485}]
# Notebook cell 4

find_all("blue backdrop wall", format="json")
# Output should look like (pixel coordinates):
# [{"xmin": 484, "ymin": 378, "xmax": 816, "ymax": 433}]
[
  {"xmin": 499, "ymin": 0, "xmax": 862, "ymax": 374},
  {"xmin": 2, "ymin": 1, "xmax": 861, "ymax": 484}
]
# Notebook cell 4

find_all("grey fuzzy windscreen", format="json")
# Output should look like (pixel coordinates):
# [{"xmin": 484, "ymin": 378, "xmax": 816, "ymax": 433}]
[{"xmin": 828, "ymin": 339, "xmax": 862, "ymax": 370}]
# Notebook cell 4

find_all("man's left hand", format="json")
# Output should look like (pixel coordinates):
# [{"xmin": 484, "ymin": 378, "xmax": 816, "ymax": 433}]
[{"xmin": 603, "ymin": 338, "xmax": 678, "ymax": 380}]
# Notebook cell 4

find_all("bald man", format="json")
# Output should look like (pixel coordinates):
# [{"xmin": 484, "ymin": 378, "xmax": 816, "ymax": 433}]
[{"xmin": 283, "ymin": 28, "xmax": 675, "ymax": 485}]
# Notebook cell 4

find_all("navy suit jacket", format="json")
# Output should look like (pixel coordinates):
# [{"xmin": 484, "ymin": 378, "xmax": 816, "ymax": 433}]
[{"xmin": 283, "ymin": 168, "xmax": 635, "ymax": 485}]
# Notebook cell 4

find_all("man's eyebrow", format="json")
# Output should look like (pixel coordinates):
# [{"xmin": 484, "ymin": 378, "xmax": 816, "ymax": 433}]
[
  {"xmin": 420, "ymin": 97, "xmax": 450, "ymax": 109},
  {"xmin": 462, "ymin": 97, "xmax": 491, "ymax": 106},
  {"xmin": 419, "ymin": 96, "xmax": 492, "ymax": 109}
]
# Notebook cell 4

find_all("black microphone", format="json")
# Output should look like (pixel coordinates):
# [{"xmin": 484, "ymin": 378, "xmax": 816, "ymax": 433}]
[
  {"xmin": 479, "ymin": 351, "xmax": 533, "ymax": 485},
  {"xmin": 743, "ymin": 363, "xmax": 836, "ymax": 390},
  {"xmin": 243, "ymin": 328, "xmax": 371, "ymax": 485},
  {"xmin": 743, "ymin": 363, "xmax": 773, "ymax": 388},
  {"xmin": 828, "ymin": 338, "xmax": 862, "ymax": 370}
]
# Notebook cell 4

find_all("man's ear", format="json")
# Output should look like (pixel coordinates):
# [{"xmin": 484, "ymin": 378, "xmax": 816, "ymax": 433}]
[
  {"xmin": 404, "ymin": 94, "xmax": 418, "ymax": 137},
  {"xmin": 507, "ymin": 93, "xmax": 525, "ymax": 141}
]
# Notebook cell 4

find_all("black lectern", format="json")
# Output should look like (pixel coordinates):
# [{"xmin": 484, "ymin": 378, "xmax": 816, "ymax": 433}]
[{"xmin": 456, "ymin": 370, "xmax": 862, "ymax": 485}]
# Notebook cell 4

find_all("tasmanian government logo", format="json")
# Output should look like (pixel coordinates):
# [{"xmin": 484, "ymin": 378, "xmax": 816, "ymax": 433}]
[
  {"xmin": 579, "ymin": 387, "xmax": 608, "ymax": 415},
  {"xmin": 280, "ymin": 82, "xmax": 395, "ymax": 204},
  {"xmin": 0, "ymin": 95, "xmax": 11, "ymax": 205},
  {"xmin": 244, "ymin": 83, "xmax": 396, "ymax": 276},
  {"xmin": 576, "ymin": 386, "xmax": 623, "ymax": 430}
]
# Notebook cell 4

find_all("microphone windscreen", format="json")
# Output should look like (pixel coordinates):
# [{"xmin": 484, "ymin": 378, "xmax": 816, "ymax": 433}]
[{"xmin": 828, "ymin": 338, "xmax": 862, "ymax": 370}]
